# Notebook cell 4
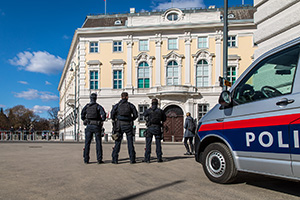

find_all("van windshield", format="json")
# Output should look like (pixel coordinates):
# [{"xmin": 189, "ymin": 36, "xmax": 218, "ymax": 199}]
[{"xmin": 233, "ymin": 44, "xmax": 300, "ymax": 105}]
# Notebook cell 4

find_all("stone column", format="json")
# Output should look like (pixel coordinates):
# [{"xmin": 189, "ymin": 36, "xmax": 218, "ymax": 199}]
[
  {"xmin": 155, "ymin": 33, "xmax": 162, "ymax": 86},
  {"xmin": 184, "ymin": 32, "xmax": 192, "ymax": 86},
  {"xmin": 215, "ymin": 31, "xmax": 223, "ymax": 86},
  {"xmin": 126, "ymin": 35, "xmax": 133, "ymax": 88}
]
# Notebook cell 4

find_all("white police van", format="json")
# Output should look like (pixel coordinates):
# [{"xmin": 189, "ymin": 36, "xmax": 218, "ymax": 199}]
[{"xmin": 195, "ymin": 37, "xmax": 300, "ymax": 183}]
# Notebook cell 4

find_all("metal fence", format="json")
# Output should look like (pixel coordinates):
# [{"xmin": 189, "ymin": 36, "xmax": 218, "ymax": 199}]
[
  {"xmin": 0, "ymin": 130, "xmax": 141, "ymax": 143},
  {"xmin": 0, "ymin": 130, "xmax": 60, "ymax": 142}
]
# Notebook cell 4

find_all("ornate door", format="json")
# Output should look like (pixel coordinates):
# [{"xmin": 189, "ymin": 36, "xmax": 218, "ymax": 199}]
[{"xmin": 163, "ymin": 105, "xmax": 184, "ymax": 142}]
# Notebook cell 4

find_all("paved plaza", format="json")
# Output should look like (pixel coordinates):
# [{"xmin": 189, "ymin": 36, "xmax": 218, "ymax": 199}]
[{"xmin": 0, "ymin": 142, "xmax": 300, "ymax": 200}]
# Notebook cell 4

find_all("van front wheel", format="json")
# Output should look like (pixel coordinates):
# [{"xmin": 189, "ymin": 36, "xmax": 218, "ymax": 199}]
[{"xmin": 202, "ymin": 142, "xmax": 237, "ymax": 183}]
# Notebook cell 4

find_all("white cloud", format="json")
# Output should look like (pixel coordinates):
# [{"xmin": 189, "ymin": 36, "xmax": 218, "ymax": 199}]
[
  {"xmin": 0, "ymin": 104, "xmax": 6, "ymax": 108},
  {"xmin": 45, "ymin": 81, "xmax": 52, "ymax": 85},
  {"xmin": 18, "ymin": 81, "xmax": 29, "ymax": 85},
  {"xmin": 14, "ymin": 89, "xmax": 59, "ymax": 101},
  {"xmin": 63, "ymin": 35, "xmax": 70, "ymax": 40},
  {"xmin": 0, "ymin": 9, "xmax": 5, "ymax": 16},
  {"xmin": 9, "ymin": 51, "xmax": 65, "ymax": 75},
  {"xmin": 32, "ymin": 105, "xmax": 51, "ymax": 114},
  {"xmin": 152, "ymin": 0, "xmax": 205, "ymax": 10}
]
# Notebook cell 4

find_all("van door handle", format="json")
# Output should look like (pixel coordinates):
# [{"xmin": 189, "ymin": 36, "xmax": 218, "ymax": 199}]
[
  {"xmin": 216, "ymin": 118, "xmax": 224, "ymax": 122},
  {"xmin": 276, "ymin": 98, "xmax": 294, "ymax": 106}
]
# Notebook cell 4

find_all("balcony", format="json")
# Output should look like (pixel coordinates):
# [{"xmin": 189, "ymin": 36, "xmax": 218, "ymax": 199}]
[
  {"xmin": 66, "ymin": 94, "xmax": 75, "ymax": 107},
  {"xmin": 147, "ymin": 85, "xmax": 200, "ymax": 98}
]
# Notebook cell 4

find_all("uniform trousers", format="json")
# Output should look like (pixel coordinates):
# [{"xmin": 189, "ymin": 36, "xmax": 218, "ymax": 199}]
[
  {"xmin": 84, "ymin": 124, "xmax": 103, "ymax": 162},
  {"xmin": 144, "ymin": 125, "xmax": 162, "ymax": 161},
  {"xmin": 112, "ymin": 121, "xmax": 136, "ymax": 162}
]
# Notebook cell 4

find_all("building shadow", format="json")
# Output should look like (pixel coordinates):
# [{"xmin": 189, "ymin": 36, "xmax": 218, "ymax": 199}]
[
  {"xmin": 115, "ymin": 180, "xmax": 185, "ymax": 200},
  {"xmin": 232, "ymin": 172, "xmax": 300, "ymax": 197}
]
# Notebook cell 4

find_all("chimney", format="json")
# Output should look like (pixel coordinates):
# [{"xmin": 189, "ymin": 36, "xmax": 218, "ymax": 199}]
[{"xmin": 130, "ymin": 8, "xmax": 135, "ymax": 14}]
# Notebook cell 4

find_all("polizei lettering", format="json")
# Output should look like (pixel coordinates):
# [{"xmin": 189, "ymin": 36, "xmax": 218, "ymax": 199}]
[{"xmin": 246, "ymin": 130, "xmax": 300, "ymax": 148}]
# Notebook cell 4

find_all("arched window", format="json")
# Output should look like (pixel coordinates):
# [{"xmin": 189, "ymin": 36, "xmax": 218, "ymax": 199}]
[
  {"xmin": 138, "ymin": 62, "xmax": 150, "ymax": 88},
  {"xmin": 166, "ymin": 61, "xmax": 179, "ymax": 85},
  {"xmin": 167, "ymin": 13, "xmax": 178, "ymax": 21},
  {"xmin": 196, "ymin": 59, "xmax": 209, "ymax": 87}
]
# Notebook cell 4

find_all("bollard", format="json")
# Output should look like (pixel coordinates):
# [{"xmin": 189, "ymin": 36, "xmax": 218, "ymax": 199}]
[
  {"xmin": 172, "ymin": 135, "xmax": 174, "ymax": 142},
  {"xmin": 20, "ymin": 132, "xmax": 23, "ymax": 141},
  {"xmin": 104, "ymin": 134, "xmax": 108, "ymax": 143},
  {"xmin": 1, "ymin": 132, "xmax": 3, "ymax": 140},
  {"xmin": 46, "ymin": 132, "xmax": 49, "ymax": 141}
]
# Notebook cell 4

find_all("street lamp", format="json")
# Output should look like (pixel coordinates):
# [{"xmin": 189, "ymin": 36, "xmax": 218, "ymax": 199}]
[
  {"xmin": 70, "ymin": 62, "xmax": 79, "ymax": 142},
  {"xmin": 223, "ymin": 0, "xmax": 228, "ymax": 91}
]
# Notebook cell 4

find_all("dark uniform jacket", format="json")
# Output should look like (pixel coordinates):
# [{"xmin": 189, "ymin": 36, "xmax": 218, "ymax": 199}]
[
  {"xmin": 111, "ymin": 99, "xmax": 138, "ymax": 122},
  {"xmin": 143, "ymin": 105, "xmax": 166, "ymax": 126},
  {"xmin": 81, "ymin": 102, "xmax": 106, "ymax": 122}
]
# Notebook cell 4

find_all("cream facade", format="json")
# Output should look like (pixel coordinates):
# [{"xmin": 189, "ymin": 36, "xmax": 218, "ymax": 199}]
[
  {"xmin": 254, "ymin": 0, "xmax": 300, "ymax": 58},
  {"xmin": 58, "ymin": 6, "xmax": 257, "ymax": 141}
]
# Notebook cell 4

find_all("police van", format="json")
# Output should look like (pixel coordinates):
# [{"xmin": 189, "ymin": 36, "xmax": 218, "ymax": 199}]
[{"xmin": 195, "ymin": 37, "xmax": 300, "ymax": 183}]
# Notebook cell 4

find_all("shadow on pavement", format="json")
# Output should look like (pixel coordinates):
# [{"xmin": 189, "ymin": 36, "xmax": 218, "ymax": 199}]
[
  {"xmin": 115, "ymin": 180, "xmax": 185, "ymax": 200},
  {"xmin": 100, "ymin": 156, "xmax": 194, "ymax": 164},
  {"xmin": 233, "ymin": 172, "xmax": 300, "ymax": 197}
]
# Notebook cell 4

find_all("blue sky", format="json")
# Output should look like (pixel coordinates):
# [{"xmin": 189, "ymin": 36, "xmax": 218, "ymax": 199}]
[{"xmin": 0, "ymin": 0, "xmax": 253, "ymax": 118}]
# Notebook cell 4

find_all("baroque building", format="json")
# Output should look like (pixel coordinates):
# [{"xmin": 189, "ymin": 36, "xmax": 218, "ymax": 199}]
[{"xmin": 58, "ymin": 6, "xmax": 257, "ymax": 141}]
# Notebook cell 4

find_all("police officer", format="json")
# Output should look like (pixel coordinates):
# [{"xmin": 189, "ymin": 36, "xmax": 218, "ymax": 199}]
[
  {"xmin": 81, "ymin": 93, "xmax": 106, "ymax": 164},
  {"xmin": 111, "ymin": 92, "xmax": 138, "ymax": 164},
  {"xmin": 183, "ymin": 112, "xmax": 195, "ymax": 155},
  {"xmin": 143, "ymin": 98, "xmax": 166, "ymax": 163}
]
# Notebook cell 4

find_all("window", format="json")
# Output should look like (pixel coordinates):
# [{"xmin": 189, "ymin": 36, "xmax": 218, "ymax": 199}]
[
  {"xmin": 90, "ymin": 71, "xmax": 98, "ymax": 89},
  {"xmin": 139, "ymin": 40, "xmax": 149, "ymax": 51},
  {"xmin": 198, "ymin": 37, "xmax": 208, "ymax": 49},
  {"xmin": 114, "ymin": 20, "xmax": 122, "ymax": 25},
  {"xmin": 227, "ymin": 66, "xmax": 237, "ymax": 84},
  {"xmin": 228, "ymin": 36, "xmax": 236, "ymax": 47},
  {"xmin": 233, "ymin": 44, "xmax": 299, "ymax": 105},
  {"xmin": 166, "ymin": 61, "xmax": 179, "ymax": 85},
  {"xmin": 138, "ymin": 62, "xmax": 150, "ymax": 88},
  {"xmin": 138, "ymin": 105, "xmax": 148, "ymax": 121},
  {"xmin": 113, "ymin": 70, "xmax": 122, "ymax": 89},
  {"xmin": 139, "ymin": 128, "xmax": 147, "ymax": 137},
  {"xmin": 196, "ymin": 60, "xmax": 209, "ymax": 87},
  {"xmin": 198, "ymin": 104, "xmax": 209, "ymax": 121},
  {"xmin": 168, "ymin": 38, "xmax": 177, "ymax": 50},
  {"xmin": 90, "ymin": 42, "xmax": 98, "ymax": 53},
  {"xmin": 113, "ymin": 41, "xmax": 122, "ymax": 52},
  {"xmin": 167, "ymin": 13, "xmax": 178, "ymax": 21}
]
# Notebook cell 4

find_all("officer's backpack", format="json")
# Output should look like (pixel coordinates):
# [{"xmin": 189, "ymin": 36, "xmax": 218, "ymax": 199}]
[
  {"xmin": 118, "ymin": 102, "xmax": 131, "ymax": 117},
  {"xmin": 86, "ymin": 103, "xmax": 99, "ymax": 119},
  {"xmin": 187, "ymin": 117, "xmax": 196, "ymax": 133},
  {"xmin": 149, "ymin": 108, "xmax": 162, "ymax": 125}
]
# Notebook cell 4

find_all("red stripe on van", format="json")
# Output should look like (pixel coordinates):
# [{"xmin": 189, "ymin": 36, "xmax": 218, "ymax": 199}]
[{"xmin": 199, "ymin": 113, "xmax": 300, "ymax": 132}]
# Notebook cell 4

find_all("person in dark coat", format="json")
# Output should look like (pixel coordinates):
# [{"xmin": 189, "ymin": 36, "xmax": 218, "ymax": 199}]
[
  {"xmin": 111, "ymin": 92, "xmax": 138, "ymax": 164},
  {"xmin": 81, "ymin": 93, "xmax": 106, "ymax": 164},
  {"xmin": 183, "ymin": 112, "xmax": 195, "ymax": 155},
  {"xmin": 143, "ymin": 98, "xmax": 166, "ymax": 163}
]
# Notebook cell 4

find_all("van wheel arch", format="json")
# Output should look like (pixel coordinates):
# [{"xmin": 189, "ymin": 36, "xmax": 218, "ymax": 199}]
[
  {"xmin": 202, "ymin": 142, "xmax": 238, "ymax": 183},
  {"xmin": 197, "ymin": 136, "xmax": 226, "ymax": 162}
]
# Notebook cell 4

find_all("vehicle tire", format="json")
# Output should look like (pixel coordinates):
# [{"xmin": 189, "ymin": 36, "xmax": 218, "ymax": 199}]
[{"xmin": 202, "ymin": 142, "xmax": 237, "ymax": 184}]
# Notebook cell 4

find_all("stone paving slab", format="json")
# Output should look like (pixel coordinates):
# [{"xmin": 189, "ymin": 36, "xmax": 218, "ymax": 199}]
[{"xmin": 0, "ymin": 142, "xmax": 300, "ymax": 200}]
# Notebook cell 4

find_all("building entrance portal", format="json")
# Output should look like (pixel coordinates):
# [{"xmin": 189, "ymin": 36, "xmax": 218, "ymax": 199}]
[{"xmin": 163, "ymin": 105, "xmax": 184, "ymax": 142}]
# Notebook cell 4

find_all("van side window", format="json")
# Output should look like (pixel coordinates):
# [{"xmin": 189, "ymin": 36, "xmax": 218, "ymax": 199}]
[{"xmin": 233, "ymin": 45, "xmax": 300, "ymax": 105}]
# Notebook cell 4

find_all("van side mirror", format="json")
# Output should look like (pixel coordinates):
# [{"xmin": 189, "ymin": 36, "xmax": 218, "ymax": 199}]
[{"xmin": 218, "ymin": 91, "xmax": 232, "ymax": 107}]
